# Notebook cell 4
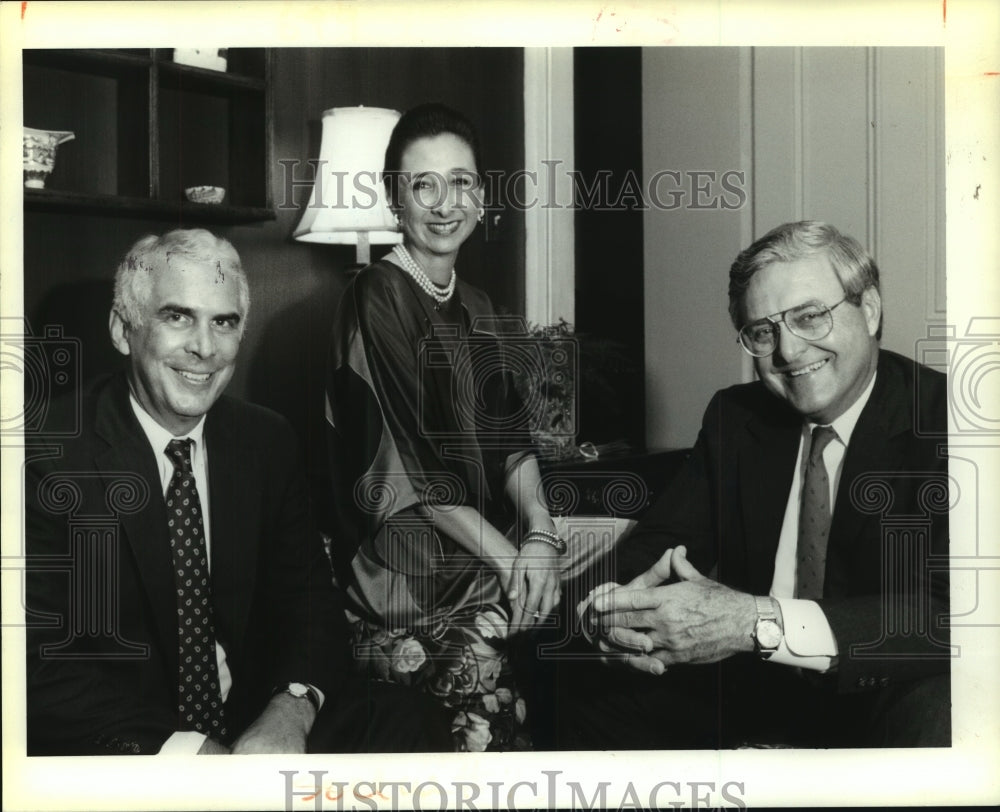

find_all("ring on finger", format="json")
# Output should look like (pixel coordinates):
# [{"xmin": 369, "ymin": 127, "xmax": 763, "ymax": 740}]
[{"xmin": 517, "ymin": 594, "xmax": 543, "ymax": 616}]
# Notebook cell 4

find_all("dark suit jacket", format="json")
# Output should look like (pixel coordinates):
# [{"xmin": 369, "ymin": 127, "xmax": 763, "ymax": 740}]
[
  {"xmin": 25, "ymin": 374, "xmax": 348, "ymax": 755},
  {"xmin": 619, "ymin": 349, "xmax": 950, "ymax": 693}
]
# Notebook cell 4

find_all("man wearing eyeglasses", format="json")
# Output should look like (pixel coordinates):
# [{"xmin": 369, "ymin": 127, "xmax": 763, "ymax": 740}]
[{"xmin": 574, "ymin": 221, "xmax": 949, "ymax": 749}]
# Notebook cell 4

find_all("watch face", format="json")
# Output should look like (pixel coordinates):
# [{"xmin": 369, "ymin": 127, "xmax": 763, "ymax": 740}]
[
  {"xmin": 756, "ymin": 619, "xmax": 782, "ymax": 649},
  {"xmin": 286, "ymin": 682, "xmax": 309, "ymax": 698}
]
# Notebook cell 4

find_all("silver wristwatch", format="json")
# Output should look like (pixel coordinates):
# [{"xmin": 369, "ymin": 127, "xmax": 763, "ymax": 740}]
[
  {"xmin": 751, "ymin": 596, "xmax": 782, "ymax": 660},
  {"xmin": 273, "ymin": 681, "xmax": 320, "ymax": 712}
]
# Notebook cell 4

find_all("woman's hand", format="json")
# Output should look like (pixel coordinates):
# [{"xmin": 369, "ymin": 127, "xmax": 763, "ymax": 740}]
[{"xmin": 506, "ymin": 540, "xmax": 561, "ymax": 633}]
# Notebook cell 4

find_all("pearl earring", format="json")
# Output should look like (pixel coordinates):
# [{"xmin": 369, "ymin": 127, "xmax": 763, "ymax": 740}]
[
  {"xmin": 393, "ymin": 213, "xmax": 401, "ymax": 227},
  {"xmin": 477, "ymin": 208, "xmax": 485, "ymax": 224}
]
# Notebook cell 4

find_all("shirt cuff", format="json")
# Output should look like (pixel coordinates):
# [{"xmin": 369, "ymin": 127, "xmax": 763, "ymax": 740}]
[
  {"xmin": 771, "ymin": 597, "xmax": 837, "ymax": 672},
  {"xmin": 157, "ymin": 730, "xmax": 207, "ymax": 755}
]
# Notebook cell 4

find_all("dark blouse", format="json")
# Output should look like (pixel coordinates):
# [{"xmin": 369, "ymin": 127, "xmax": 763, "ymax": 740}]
[{"xmin": 325, "ymin": 259, "xmax": 533, "ymax": 599}]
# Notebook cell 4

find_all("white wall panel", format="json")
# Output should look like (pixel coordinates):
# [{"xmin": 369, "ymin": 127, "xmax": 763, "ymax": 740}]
[
  {"xmin": 801, "ymin": 48, "xmax": 871, "ymax": 240},
  {"xmin": 642, "ymin": 47, "xmax": 749, "ymax": 449},
  {"xmin": 875, "ymin": 47, "xmax": 946, "ymax": 357},
  {"xmin": 752, "ymin": 48, "xmax": 803, "ymax": 231}
]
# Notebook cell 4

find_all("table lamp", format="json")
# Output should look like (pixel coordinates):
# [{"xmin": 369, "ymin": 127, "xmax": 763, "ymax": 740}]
[{"xmin": 293, "ymin": 106, "xmax": 402, "ymax": 265}]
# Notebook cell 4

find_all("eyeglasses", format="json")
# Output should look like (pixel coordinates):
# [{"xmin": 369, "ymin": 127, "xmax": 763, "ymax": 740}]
[
  {"xmin": 737, "ymin": 297, "xmax": 851, "ymax": 357},
  {"xmin": 401, "ymin": 170, "xmax": 482, "ymax": 210}
]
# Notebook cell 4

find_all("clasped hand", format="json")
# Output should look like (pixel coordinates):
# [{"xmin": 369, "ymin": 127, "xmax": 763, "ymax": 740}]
[{"xmin": 579, "ymin": 546, "xmax": 755, "ymax": 674}]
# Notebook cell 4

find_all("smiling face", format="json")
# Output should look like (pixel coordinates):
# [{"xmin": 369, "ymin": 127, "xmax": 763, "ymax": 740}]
[
  {"xmin": 397, "ymin": 133, "xmax": 481, "ymax": 271},
  {"xmin": 110, "ymin": 256, "xmax": 244, "ymax": 435},
  {"xmin": 743, "ymin": 252, "xmax": 881, "ymax": 424}
]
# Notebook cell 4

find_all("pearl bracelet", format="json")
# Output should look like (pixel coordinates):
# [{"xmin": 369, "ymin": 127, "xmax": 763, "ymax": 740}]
[{"xmin": 521, "ymin": 528, "xmax": 567, "ymax": 554}]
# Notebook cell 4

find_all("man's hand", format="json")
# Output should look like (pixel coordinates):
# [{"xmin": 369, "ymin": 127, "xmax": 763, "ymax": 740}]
[
  {"xmin": 589, "ymin": 546, "xmax": 757, "ymax": 672},
  {"xmin": 576, "ymin": 545, "xmax": 678, "ymax": 625},
  {"xmin": 576, "ymin": 547, "xmax": 680, "ymax": 673},
  {"xmin": 624, "ymin": 546, "xmax": 679, "ymax": 590},
  {"xmin": 230, "ymin": 693, "xmax": 315, "ymax": 754}
]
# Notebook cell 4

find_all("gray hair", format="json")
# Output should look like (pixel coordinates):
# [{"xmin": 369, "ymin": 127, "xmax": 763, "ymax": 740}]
[
  {"xmin": 112, "ymin": 229, "xmax": 249, "ymax": 332},
  {"xmin": 728, "ymin": 221, "xmax": 882, "ymax": 339}
]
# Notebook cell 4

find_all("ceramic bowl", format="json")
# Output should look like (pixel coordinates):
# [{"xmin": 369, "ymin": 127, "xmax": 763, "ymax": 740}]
[
  {"xmin": 184, "ymin": 186, "xmax": 226, "ymax": 205},
  {"xmin": 24, "ymin": 127, "xmax": 75, "ymax": 189}
]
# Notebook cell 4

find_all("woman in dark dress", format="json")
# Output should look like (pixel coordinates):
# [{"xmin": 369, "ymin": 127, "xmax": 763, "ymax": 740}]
[{"xmin": 325, "ymin": 104, "xmax": 566, "ymax": 750}]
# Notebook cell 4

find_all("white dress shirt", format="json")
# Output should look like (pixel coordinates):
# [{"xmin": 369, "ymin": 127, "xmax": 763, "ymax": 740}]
[{"xmin": 769, "ymin": 371, "xmax": 878, "ymax": 672}]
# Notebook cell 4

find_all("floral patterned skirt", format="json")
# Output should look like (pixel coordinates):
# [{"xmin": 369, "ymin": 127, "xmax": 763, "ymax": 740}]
[
  {"xmin": 342, "ymin": 515, "xmax": 636, "ymax": 751},
  {"xmin": 348, "ymin": 607, "xmax": 530, "ymax": 751}
]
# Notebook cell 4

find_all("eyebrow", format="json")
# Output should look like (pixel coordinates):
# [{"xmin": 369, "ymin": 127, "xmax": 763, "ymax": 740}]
[
  {"xmin": 748, "ymin": 298, "xmax": 829, "ymax": 323},
  {"xmin": 406, "ymin": 168, "xmax": 479, "ymax": 180}
]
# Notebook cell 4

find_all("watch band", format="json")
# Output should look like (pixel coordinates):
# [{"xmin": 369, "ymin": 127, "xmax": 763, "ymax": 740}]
[
  {"xmin": 272, "ymin": 682, "xmax": 320, "ymax": 712},
  {"xmin": 754, "ymin": 595, "xmax": 776, "ymax": 620}
]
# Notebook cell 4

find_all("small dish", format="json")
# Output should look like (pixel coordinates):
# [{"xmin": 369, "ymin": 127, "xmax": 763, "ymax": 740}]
[{"xmin": 184, "ymin": 185, "xmax": 226, "ymax": 205}]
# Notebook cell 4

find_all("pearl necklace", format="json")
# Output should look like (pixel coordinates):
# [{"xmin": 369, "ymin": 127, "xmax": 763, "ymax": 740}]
[{"xmin": 392, "ymin": 244, "xmax": 456, "ymax": 305}]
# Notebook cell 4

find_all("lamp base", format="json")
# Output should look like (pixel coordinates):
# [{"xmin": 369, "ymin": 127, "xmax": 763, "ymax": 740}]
[{"xmin": 355, "ymin": 232, "xmax": 371, "ymax": 266}]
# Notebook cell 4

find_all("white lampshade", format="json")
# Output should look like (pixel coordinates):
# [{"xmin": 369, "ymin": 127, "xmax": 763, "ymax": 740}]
[{"xmin": 293, "ymin": 106, "xmax": 403, "ymax": 264}]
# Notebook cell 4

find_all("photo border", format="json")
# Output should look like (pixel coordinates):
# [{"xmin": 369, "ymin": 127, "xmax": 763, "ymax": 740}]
[{"xmin": 2, "ymin": 1, "xmax": 998, "ymax": 809}]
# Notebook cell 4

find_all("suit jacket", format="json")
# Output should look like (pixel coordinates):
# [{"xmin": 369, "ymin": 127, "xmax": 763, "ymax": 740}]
[
  {"xmin": 619, "ymin": 349, "xmax": 950, "ymax": 693},
  {"xmin": 25, "ymin": 374, "xmax": 348, "ymax": 755}
]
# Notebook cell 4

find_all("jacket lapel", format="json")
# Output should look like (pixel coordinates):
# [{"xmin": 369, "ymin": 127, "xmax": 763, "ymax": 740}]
[
  {"xmin": 93, "ymin": 376, "xmax": 177, "ymax": 665},
  {"xmin": 740, "ymin": 400, "xmax": 802, "ymax": 592},
  {"xmin": 829, "ymin": 354, "xmax": 910, "ymax": 568},
  {"xmin": 204, "ymin": 404, "xmax": 259, "ymax": 658}
]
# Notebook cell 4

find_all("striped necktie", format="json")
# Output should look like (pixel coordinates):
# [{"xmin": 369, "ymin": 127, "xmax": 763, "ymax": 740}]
[{"xmin": 796, "ymin": 425, "xmax": 839, "ymax": 600}]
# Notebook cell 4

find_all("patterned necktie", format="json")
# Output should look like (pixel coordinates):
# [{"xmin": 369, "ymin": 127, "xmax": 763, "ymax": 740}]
[
  {"xmin": 796, "ymin": 425, "xmax": 839, "ymax": 600},
  {"xmin": 164, "ymin": 438, "xmax": 226, "ymax": 739}
]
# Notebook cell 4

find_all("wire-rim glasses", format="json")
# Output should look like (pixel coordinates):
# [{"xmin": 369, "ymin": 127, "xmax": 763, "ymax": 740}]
[{"xmin": 737, "ymin": 297, "xmax": 851, "ymax": 358}]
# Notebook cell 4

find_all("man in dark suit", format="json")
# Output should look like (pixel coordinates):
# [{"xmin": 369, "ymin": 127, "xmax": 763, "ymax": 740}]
[
  {"xmin": 571, "ymin": 221, "xmax": 950, "ymax": 748},
  {"xmin": 25, "ymin": 228, "xmax": 448, "ymax": 755}
]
